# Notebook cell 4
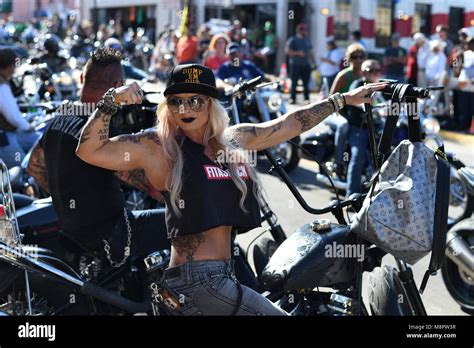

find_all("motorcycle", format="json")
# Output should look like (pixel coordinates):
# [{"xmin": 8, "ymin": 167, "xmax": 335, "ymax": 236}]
[
  {"xmin": 441, "ymin": 167, "xmax": 474, "ymax": 314},
  {"xmin": 256, "ymin": 83, "xmax": 446, "ymax": 315},
  {"xmin": 225, "ymin": 76, "xmax": 301, "ymax": 172},
  {"xmin": 0, "ymin": 158, "xmax": 171, "ymax": 315},
  {"xmin": 226, "ymin": 79, "xmax": 434, "ymax": 316}
]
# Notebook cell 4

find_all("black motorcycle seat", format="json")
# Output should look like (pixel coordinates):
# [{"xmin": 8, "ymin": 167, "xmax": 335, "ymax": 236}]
[
  {"xmin": 459, "ymin": 167, "xmax": 474, "ymax": 195},
  {"xmin": 13, "ymin": 193, "xmax": 35, "ymax": 209}
]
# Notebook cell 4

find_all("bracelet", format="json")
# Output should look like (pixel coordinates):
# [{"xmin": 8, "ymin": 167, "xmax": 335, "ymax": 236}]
[
  {"xmin": 328, "ymin": 97, "xmax": 337, "ymax": 112},
  {"xmin": 332, "ymin": 92, "xmax": 345, "ymax": 111},
  {"xmin": 97, "ymin": 88, "xmax": 120, "ymax": 115}
]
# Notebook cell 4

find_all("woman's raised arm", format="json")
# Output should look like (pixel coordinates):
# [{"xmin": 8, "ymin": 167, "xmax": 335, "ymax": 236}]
[
  {"xmin": 76, "ymin": 82, "xmax": 161, "ymax": 171},
  {"xmin": 227, "ymin": 82, "xmax": 387, "ymax": 151}
]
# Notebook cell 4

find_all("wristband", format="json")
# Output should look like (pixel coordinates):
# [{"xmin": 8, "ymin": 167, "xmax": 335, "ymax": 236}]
[{"xmin": 97, "ymin": 88, "xmax": 120, "ymax": 115}]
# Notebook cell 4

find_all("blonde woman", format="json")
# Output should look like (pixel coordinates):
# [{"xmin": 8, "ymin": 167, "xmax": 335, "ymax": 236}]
[
  {"xmin": 76, "ymin": 64, "xmax": 386, "ymax": 315},
  {"xmin": 202, "ymin": 33, "xmax": 231, "ymax": 72}
]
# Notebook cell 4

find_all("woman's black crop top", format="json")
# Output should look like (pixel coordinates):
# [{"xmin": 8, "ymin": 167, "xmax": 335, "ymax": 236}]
[{"xmin": 160, "ymin": 136, "xmax": 262, "ymax": 238}]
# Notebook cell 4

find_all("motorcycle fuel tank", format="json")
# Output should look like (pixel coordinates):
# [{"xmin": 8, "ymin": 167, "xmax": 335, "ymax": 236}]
[{"xmin": 261, "ymin": 222, "xmax": 357, "ymax": 292}]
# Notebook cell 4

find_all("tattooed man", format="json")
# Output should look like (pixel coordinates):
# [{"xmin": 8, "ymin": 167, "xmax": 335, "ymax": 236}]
[
  {"xmin": 76, "ymin": 63, "xmax": 386, "ymax": 315},
  {"xmin": 27, "ymin": 48, "xmax": 170, "ymax": 263}
]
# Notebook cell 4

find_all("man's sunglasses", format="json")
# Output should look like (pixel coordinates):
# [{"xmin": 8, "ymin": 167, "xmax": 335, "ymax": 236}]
[
  {"xmin": 351, "ymin": 54, "xmax": 365, "ymax": 60},
  {"xmin": 167, "ymin": 95, "xmax": 210, "ymax": 112},
  {"xmin": 365, "ymin": 68, "xmax": 381, "ymax": 73}
]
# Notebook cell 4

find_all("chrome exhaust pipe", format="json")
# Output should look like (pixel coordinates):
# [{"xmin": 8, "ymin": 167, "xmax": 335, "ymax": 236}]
[
  {"xmin": 446, "ymin": 230, "xmax": 474, "ymax": 279},
  {"xmin": 316, "ymin": 173, "xmax": 347, "ymax": 191}
]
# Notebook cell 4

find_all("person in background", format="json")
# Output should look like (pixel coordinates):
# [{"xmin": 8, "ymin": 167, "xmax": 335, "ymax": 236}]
[
  {"xmin": 104, "ymin": 38, "xmax": 149, "ymax": 81},
  {"xmin": 285, "ymin": 23, "xmax": 317, "ymax": 104},
  {"xmin": 451, "ymin": 28, "xmax": 471, "ymax": 78},
  {"xmin": 327, "ymin": 43, "xmax": 366, "ymax": 180},
  {"xmin": 426, "ymin": 40, "xmax": 447, "ymax": 115},
  {"xmin": 319, "ymin": 37, "xmax": 342, "ymax": 89},
  {"xmin": 351, "ymin": 30, "xmax": 367, "ymax": 50},
  {"xmin": 436, "ymin": 25, "xmax": 454, "ymax": 58},
  {"xmin": 0, "ymin": 48, "xmax": 40, "ymax": 168},
  {"xmin": 202, "ymin": 33, "xmax": 230, "ymax": 73},
  {"xmin": 383, "ymin": 33, "xmax": 407, "ymax": 82},
  {"xmin": 197, "ymin": 24, "xmax": 213, "ymax": 62},
  {"xmin": 345, "ymin": 59, "xmax": 382, "ymax": 197},
  {"xmin": 406, "ymin": 33, "xmax": 426, "ymax": 86},
  {"xmin": 176, "ymin": 29, "xmax": 199, "ymax": 64},
  {"xmin": 456, "ymin": 37, "xmax": 474, "ymax": 132},
  {"xmin": 416, "ymin": 33, "xmax": 429, "ymax": 87},
  {"xmin": 216, "ymin": 42, "xmax": 275, "ymax": 91},
  {"xmin": 260, "ymin": 21, "xmax": 278, "ymax": 74}
]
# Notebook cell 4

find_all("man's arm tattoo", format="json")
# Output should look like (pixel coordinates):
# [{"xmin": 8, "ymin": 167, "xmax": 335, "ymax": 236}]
[
  {"xmin": 26, "ymin": 145, "xmax": 49, "ymax": 193},
  {"xmin": 293, "ymin": 100, "xmax": 335, "ymax": 131},
  {"xmin": 171, "ymin": 233, "xmax": 206, "ymax": 262}
]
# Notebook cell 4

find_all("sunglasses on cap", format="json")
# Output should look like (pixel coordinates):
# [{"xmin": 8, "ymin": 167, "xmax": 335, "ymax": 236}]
[{"xmin": 167, "ymin": 95, "xmax": 210, "ymax": 113}]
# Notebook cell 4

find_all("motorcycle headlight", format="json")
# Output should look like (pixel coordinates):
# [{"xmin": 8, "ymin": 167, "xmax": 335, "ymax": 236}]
[
  {"xmin": 267, "ymin": 94, "xmax": 282, "ymax": 112},
  {"xmin": 423, "ymin": 117, "xmax": 440, "ymax": 134}
]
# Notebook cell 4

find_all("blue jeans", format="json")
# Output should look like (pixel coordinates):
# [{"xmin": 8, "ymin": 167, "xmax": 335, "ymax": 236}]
[
  {"xmin": 290, "ymin": 64, "xmax": 311, "ymax": 100},
  {"xmin": 164, "ymin": 259, "xmax": 288, "ymax": 316},
  {"xmin": 346, "ymin": 126, "xmax": 369, "ymax": 197},
  {"xmin": 0, "ymin": 130, "xmax": 41, "ymax": 168},
  {"xmin": 324, "ymin": 113, "xmax": 349, "ymax": 166},
  {"xmin": 454, "ymin": 90, "xmax": 474, "ymax": 131}
]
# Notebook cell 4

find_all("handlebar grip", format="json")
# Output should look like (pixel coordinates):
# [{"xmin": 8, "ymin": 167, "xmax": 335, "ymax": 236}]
[
  {"xmin": 236, "ymin": 76, "xmax": 263, "ymax": 94},
  {"xmin": 381, "ymin": 83, "xmax": 430, "ymax": 99}
]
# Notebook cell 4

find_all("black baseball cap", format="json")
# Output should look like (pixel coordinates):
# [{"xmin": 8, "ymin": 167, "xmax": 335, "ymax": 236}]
[
  {"xmin": 226, "ymin": 42, "xmax": 241, "ymax": 55},
  {"xmin": 164, "ymin": 64, "xmax": 219, "ymax": 99}
]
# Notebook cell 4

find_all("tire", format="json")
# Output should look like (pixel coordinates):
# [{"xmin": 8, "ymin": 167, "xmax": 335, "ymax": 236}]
[
  {"xmin": 253, "ymin": 237, "xmax": 278, "ymax": 280},
  {"xmin": 270, "ymin": 137, "xmax": 301, "ymax": 173},
  {"xmin": 368, "ymin": 265, "xmax": 415, "ymax": 316},
  {"xmin": 441, "ymin": 218, "xmax": 474, "ymax": 314},
  {"xmin": 284, "ymin": 142, "xmax": 301, "ymax": 173},
  {"xmin": 447, "ymin": 160, "xmax": 473, "ymax": 229}
]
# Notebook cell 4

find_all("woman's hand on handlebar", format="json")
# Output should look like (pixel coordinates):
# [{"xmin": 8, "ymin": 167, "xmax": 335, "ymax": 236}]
[{"xmin": 343, "ymin": 82, "xmax": 388, "ymax": 106}]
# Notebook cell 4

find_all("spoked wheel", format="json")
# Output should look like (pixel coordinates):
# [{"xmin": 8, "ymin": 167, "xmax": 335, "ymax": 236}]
[
  {"xmin": 269, "ymin": 137, "xmax": 301, "ymax": 173},
  {"xmin": 448, "ymin": 167, "xmax": 473, "ymax": 228},
  {"xmin": 0, "ymin": 292, "xmax": 53, "ymax": 315}
]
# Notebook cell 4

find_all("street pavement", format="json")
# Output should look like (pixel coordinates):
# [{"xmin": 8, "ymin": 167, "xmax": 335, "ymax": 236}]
[{"xmin": 144, "ymin": 81, "xmax": 472, "ymax": 315}]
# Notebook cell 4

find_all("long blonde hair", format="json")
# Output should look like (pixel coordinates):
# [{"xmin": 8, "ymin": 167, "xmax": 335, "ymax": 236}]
[{"xmin": 156, "ymin": 98, "xmax": 263, "ymax": 217}]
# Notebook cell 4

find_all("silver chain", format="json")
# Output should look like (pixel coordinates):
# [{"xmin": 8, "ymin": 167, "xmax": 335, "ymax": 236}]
[{"xmin": 103, "ymin": 208, "xmax": 132, "ymax": 268}]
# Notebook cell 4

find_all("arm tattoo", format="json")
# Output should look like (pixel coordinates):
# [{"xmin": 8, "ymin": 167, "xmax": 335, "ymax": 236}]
[
  {"xmin": 293, "ymin": 100, "xmax": 335, "ymax": 131},
  {"xmin": 171, "ymin": 233, "xmax": 206, "ymax": 262},
  {"xmin": 118, "ymin": 134, "xmax": 141, "ymax": 144},
  {"xmin": 26, "ymin": 145, "xmax": 49, "ymax": 194},
  {"xmin": 236, "ymin": 122, "xmax": 282, "ymax": 140},
  {"xmin": 79, "ymin": 109, "xmax": 112, "ymax": 145},
  {"xmin": 115, "ymin": 168, "xmax": 163, "ymax": 201}
]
